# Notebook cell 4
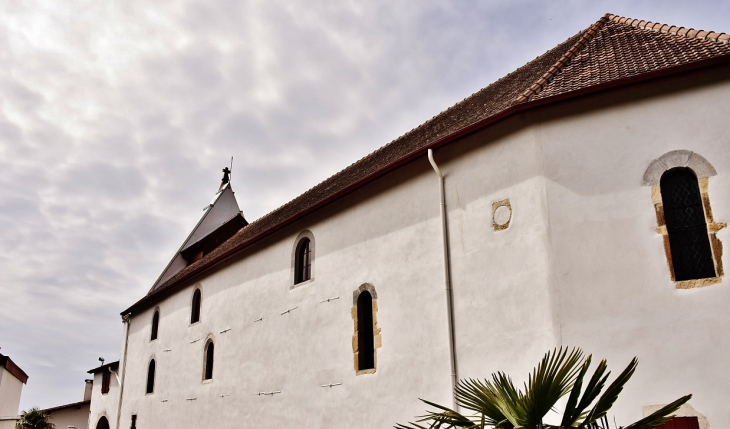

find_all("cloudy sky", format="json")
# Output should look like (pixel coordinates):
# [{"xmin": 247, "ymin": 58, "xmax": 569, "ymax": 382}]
[{"xmin": 1, "ymin": 0, "xmax": 728, "ymax": 410}]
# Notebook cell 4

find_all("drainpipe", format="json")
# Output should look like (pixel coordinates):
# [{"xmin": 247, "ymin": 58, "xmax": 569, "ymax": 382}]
[
  {"xmin": 428, "ymin": 149, "xmax": 459, "ymax": 411},
  {"xmin": 116, "ymin": 314, "xmax": 131, "ymax": 429}
]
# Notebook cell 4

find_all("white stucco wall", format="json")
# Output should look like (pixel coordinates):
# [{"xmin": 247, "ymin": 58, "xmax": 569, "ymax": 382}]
[
  {"xmin": 0, "ymin": 367, "xmax": 23, "ymax": 420},
  {"xmin": 118, "ymin": 155, "xmax": 456, "ymax": 429},
  {"xmin": 106, "ymin": 64, "xmax": 730, "ymax": 428},
  {"xmin": 536, "ymin": 66, "xmax": 730, "ymax": 426},
  {"xmin": 0, "ymin": 419, "xmax": 19, "ymax": 429},
  {"xmin": 88, "ymin": 369, "xmax": 120, "ymax": 429},
  {"xmin": 49, "ymin": 404, "xmax": 90, "ymax": 429}
]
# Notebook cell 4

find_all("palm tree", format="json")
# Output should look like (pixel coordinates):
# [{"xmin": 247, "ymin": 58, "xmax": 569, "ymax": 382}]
[
  {"xmin": 15, "ymin": 408, "xmax": 55, "ymax": 429},
  {"xmin": 396, "ymin": 348, "xmax": 690, "ymax": 429}
]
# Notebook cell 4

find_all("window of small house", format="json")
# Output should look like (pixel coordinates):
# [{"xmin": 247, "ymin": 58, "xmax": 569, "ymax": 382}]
[
  {"xmin": 203, "ymin": 340, "xmax": 214, "ymax": 381},
  {"xmin": 150, "ymin": 309, "xmax": 159, "ymax": 341},
  {"xmin": 295, "ymin": 238, "xmax": 312, "ymax": 284},
  {"xmin": 660, "ymin": 167, "xmax": 716, "ymax": 281},
  {"xmin": 191, "ymin": 288, "xmax": 201, "ymax": 324},
  {"xmin": 101, "ymin": 371, "xmax": 110, "ymax": 394},
  {"xmin": 146, "ymin": 359, "xmax": 155, "ymax": 394}
]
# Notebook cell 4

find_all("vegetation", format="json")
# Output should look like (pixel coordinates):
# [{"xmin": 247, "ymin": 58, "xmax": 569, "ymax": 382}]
[
  {"xmin": 15, "ymin": 408, "xmax": 55, "ymax": 429},
  {"xmin": 396, "ymin": 348, "xmax": 690, "ymax": 429}
]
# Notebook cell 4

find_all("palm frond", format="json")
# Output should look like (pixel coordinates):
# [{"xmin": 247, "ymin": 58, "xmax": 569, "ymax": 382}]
[
  {"xmin": 454, "ymin": 378, "xmax": 509, "ymax": 427},
  {"xmin": 560, "ymin": 355, "xmax": 592, "ymax": 427},
  {"xmin": 581, "ymin": 357, "xmax": 638, "ymax": 426},
  {"xmin": 561, "ymin": 356, "xmax": 613, "ymax": 427},
  {"xmin": 521, "ymin": 347, "xmax": 584, "ymax": 427},
  {"xmin": 395, "ymin": 398, "xmax": 481, "ymax": 429},
  {"xmin": 622, "ymin": 395, "xmax": 692, "ymax": 429}
]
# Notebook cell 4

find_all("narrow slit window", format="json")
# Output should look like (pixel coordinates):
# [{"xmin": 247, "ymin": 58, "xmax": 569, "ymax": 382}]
[
  {"xmin": 661, "ymin": 168, "xmax": 716, "ymax": 281},
  {"xmin": 295, "ymin": 238, "xmax": 312, "ymax": 284},
  {"xmin": 191, "ymin": 289, "xmax": 201, "ymax": 324},
  {"xmin": 204, "ymin": 341, "xmax": 214, "ymax": 380},
  {"xmin": 357, "ymin": 291, "xmax": 375, "ymax": 371},
  {"xmin": 150, "ymin": 310, "xmax": 159, "ymax": 341},
  {"xmin": 146, "ymin": 359, "xmax": 155, "ymax": 394}
]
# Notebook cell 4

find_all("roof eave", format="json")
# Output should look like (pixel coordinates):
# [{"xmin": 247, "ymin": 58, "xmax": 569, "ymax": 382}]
[
  {"xmin": 121, "ymin": 51, "xmax": 730, "ymax": 318},
  {"xmin": 41, "ymin": 400, "xmax": 91, "ymax": 414},
  {"xmin": 87, "ymin": 361, "xmax": 119, "ymax": 374}
]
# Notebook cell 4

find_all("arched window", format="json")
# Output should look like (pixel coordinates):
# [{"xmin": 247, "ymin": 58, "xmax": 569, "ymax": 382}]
[
  {"xmin": 191, "ymin": 288, "xmax": 201, "ymax": 324},
  {"xmin": 96, "ymin": 416, "xmax": 110, "ymax": 429},
  {"xmin": 661, "ymin": 168, "xmax": 716, "ymax": 281},
  {"xmin": 203, "ymin": 340, "xmax": 214, "ymax": 380},
  {"xmin": 146, "ymin": 359, "xmax": 155, "ymax": 394},
  {"xmin": 150, "ymin": 309, "xmax": 159, "ymax": 341},
  {"xmin": 295, "ymin": 238, "xmax": 312, "ymax": 284},
  {"xmin": 357, "ymin": 291, "xmax": 375, "ymax": 371}
]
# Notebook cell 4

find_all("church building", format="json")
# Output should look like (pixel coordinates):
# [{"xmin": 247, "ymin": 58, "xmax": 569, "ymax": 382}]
[{"xmin": 87, "ymin": 14, "xmax": 730, "ymax": 429}]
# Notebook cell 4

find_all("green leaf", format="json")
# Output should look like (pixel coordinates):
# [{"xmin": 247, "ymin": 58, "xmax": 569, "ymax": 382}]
[
  {"xmin": 581, "ymin": 357, "xmax": 638, "ymax": 426},
  {"xmin": 521, "ymin": 347, "xmax": 584, "ymax": 427},
  {"xmin": 622, "ymin": 395, "xmax": 692, "ymax": 429}
]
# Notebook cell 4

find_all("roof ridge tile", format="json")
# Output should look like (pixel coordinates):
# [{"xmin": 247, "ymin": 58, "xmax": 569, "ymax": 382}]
[
  {"xmin": 512, "ymin": 15, "xmax": 610, "ymax": 104},
  {"xmin": 608, "ymin": 13, "xmax": 729, "ymax": 44}
]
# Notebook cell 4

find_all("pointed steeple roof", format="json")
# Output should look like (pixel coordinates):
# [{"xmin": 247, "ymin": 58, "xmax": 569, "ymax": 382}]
[{"xmin": 149, "ymin": 178, "xmax": 247, "ymax": 293}]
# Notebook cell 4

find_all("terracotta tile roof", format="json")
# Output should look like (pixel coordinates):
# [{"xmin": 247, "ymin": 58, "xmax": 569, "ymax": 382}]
[
  {"xmin": 124, "ymin": 14, "xmax": 730, "ymax": 315},
  {"xmin": 87, "ymin": 360, "xmax": 119, "ymax": 374},
  {"xmin": 0, "ymin": 352, "xmax": 28, "ymax": 384},
  {"xmin": 42, "ymin": 400, "xmax": 90, "ymax": 414},
  {"xmin": 518, "ymin": 14, "xmax": 730, "ymax": 103}
]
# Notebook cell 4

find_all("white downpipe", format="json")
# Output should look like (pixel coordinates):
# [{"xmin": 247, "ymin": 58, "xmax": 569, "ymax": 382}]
[
  {"xmin": 116, "ymin": 315, "xmax": 131, "ymax": 429},
  {"xmin": 428, "ymin": 149, "xmax": 459, "ymax": 411},
  {"xmin": 109, "ymin": 368, "xmax": 121, "ymax": 386}
]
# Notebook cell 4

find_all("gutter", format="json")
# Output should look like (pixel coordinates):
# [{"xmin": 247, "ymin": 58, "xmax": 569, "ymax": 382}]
[
  {"xmin": 122, "ymin": 52, "xmax": 730, "ymax": 316},
  {"xmin": 427, "ymin": 149, "xmax": 459, "ymax": 411}
]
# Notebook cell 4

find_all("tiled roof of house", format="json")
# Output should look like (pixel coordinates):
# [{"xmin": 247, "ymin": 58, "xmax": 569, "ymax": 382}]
[
  {"xmin": 87, "ymin": 360, "xmax": 119, "ymax": 374},
  {"xmin": 0, "ymin": 352, "xmax": 29, "ymax": 384},
  {"xmin": 42, "ymin": 400, "xmax": 90, "ymax": 414},
  {"xmin": 124, "ymin": 14, "xmax": 730, "ymax": 315}
]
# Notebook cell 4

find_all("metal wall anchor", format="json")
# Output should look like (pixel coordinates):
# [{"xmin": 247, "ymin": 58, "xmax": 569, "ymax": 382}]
[
  {"xmin": 280, "ymin": 306, "xmax": 298, "ymax": 315},
  {"xmin": 320, "ymin": 383, "xmax": 342, "ymax": 388},
  {"xmin": 319, "ymin": 296, "xmax": 340, "ymax": 303}
]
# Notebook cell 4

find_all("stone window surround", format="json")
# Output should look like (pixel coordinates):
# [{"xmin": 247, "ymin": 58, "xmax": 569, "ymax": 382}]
[
  {"xmin": 291, "ymin": 230, "xmax": 315, "ymax": 289},
  {"xmin": 643, "ymin": 150, "xmax": 726, "ymax": 289},
  {"xmin": 492, "ymin": 199, "xmax": 512, "ymax": 231},
  {"xmin": 351, "ymin": 283, "xmax": 382, "ymax": 375}
]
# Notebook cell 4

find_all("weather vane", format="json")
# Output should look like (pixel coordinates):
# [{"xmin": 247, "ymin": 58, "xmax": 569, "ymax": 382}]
[{"xmin": 218, "ymin": 156, "xmax": 234, "ymax": 192}]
